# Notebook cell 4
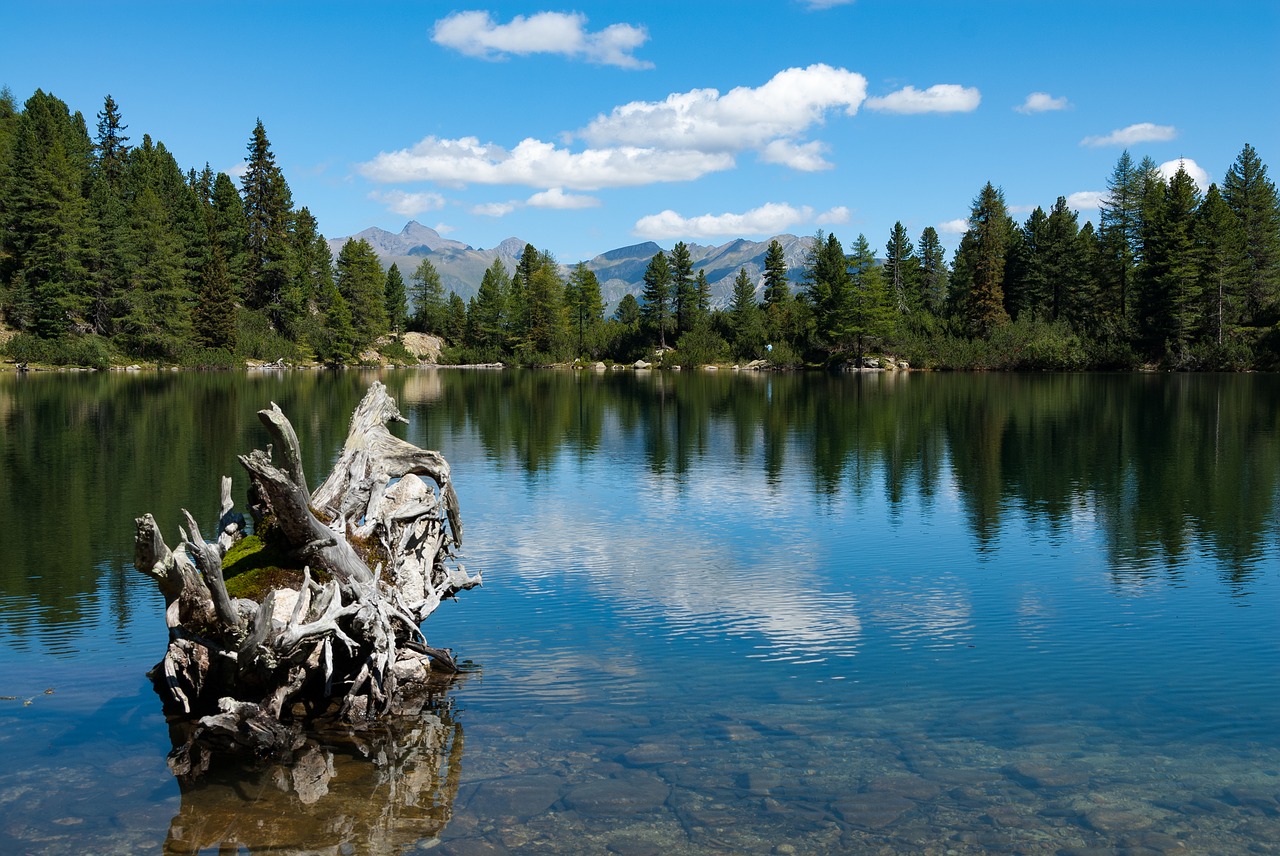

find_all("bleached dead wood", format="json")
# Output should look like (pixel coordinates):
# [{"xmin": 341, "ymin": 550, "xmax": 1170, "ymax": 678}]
[{"xmin": 134, "ymin": 382, "xmax": 480, "ymax": 776}]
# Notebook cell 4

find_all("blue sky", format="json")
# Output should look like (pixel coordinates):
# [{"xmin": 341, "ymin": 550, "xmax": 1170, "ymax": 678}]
[{"xmin": 4, "ymin": 1, "xmax": 1277, "ymax": 263}]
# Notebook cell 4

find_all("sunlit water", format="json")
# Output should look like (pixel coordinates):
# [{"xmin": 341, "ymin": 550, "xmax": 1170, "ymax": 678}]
[{"xmin": 1, "ymin": 369, "xmax": 1278, "ymax": 854}]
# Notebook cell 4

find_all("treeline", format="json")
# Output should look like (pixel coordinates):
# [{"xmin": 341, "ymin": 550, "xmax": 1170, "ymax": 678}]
[
  {"xmin": 0, "ymin": 89, "xmax": 403, "ymax": 368},
  {"xmin": 2, "ymin": 87, "xmax": 1278, "ymax": 370},
  {"xmin": 423, "ymin": 145, "xmax": 1280, "ymax": 371}
]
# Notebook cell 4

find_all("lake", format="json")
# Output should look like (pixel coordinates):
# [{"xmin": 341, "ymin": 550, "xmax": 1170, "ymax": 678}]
[{"xmin": 1, "ymin": 368, "xmax": 1278, "ymax": 854}]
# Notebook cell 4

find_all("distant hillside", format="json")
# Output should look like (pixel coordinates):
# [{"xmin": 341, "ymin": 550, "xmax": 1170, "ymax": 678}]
[{"xmin": 328, "ymin": 222, "xmax": 813, "ymax": 310}]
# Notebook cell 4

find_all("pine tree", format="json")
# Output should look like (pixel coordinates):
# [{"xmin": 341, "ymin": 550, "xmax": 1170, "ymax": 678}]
[
  {"xmin": 291, "ymin": 207, "xmax": 332, "ymax": 313},
  {"xmin": 241, "ymin": 119, "xmax": 297, "ymax": 332},
  {"xmin": 917, "ymin": 226, "xmax": 948, "ymax": 315},
  {"xmin": 564, "ymin": 262, "xmax": 604, "ymax": 357},
  {"xmin": 729, "ymin": 266, "xmax": 764, "ymax": 360},
  {"xmin": 94, "ymin": 94, "xmax": 130, "ymax": 191},
  {"xmin": 1139, "ymin": 166, "xmax": 1202, "ymax": 364},
  {"xmin": 804, "ymin": 230, "xmax": 851, "ymax": 355},
  {"xmin": 409, "ymin": 256, "xmax": 446, "ymax": 333},
  {"xmin": 1196, "ymin": 184, "xmax": 1247, "ymax": 350},
  {"xmin": 641, "ymin": 251, "xmax": 673, "ymax": 349},
  {"xmin": 334, "ymin": 238, "xmax": 388, "ymax": 348},
  {"xmin": 470, "ymin": 259, "xmax": 510, "ymax": 353},
  {"xmin": 884, "ymin": 221, "xmax": 919, "ymax": 314},
  {"xmin": 1099, "ymin": 151, "xmax": 1144, "ymax": 324},
  {"xmin": 1222, "ymin": 143, "xmax": 1280, "ymax": 326},
  {"xmin": 669, "ymin": 241, "xmax": 696, "ymax": 334},
  {"xmin": 384, "ymin": 263, "xmax": 408, "ymax": 333},
  {"xmin": 2, "ymin": 90, "xmax": 94, "ymax": 336},
  {"xmin": 762, "ymin": 239, "xmax": 790, "ymax": 307},
  {"xmin": 959, "ymin": 182, "xmax": 1012, "ymax": 338},
  {"xmin": 847, "ymin": 233, "xmax": 896, "ymax": 357}
]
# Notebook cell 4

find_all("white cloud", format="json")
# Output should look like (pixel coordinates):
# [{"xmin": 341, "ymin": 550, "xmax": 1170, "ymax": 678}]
[
  {"xmin": 224, "ymin": 162, "xmax": 248, "ymax": 179},
  {"xmin": 358, "ymin": 136, "xmax": 734, "ymax": 190},
  {"xmin": 758, "ymin": 139, "xmax": 833, "ymax": 171},
  {"xmin": 1158, "ymin": 158, "xmax": 1211, "ymax": 192},
  {"xmin": 633, "ymin": 202, "xmax": 846, "ymax": 240},
  {"xmin": 526, "ymin": 187, "xmax": 600, "ymax": 209},
  {"xmin": 432, "ymin": 11, "xmax": 651, "ymax": 69},
  {"xmin": 581, "ymin": 64, "xmax": 868, "ymax": 153},
  {"xmin": 1080, "ymin": 122, "xmax": 1177, "ymax": 147},
  {"xmin": 816, "ymin": 206, "xmax": 850, "ymax": 225},
  {"xmin": 938, "ymin": 218, "xmax": 969, "ymax": 235},
  {"xmin": 471, "ymin": 201, "xmax": 518, "ymax": 217},
  {"xmin": 1015, "ymin": 92, "xmax": 1070, "ymax": 114},
  {"xmin": 368, "ymin": 189, "xmax": 446, "ymax": 217},
  {"xmin": 1066, "ymin": 190, "xmax": 1106, "ymax": 211},
  {"xmin": 433, "ymin": 222, "xmax": 456, "ymax": 234},
  {"xmin": 866, "ymin": 84, "xmax": 981, "ymax": 114}
]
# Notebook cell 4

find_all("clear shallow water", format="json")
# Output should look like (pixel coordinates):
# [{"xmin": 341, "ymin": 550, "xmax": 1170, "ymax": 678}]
[{"xmin": 1, "ymin": 369, "xmax": 1278, "ymax": 854}]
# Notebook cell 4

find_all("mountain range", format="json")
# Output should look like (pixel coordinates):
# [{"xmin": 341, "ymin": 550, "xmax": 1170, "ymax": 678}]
[{"xmin": 327, "ymin": 222, "xmax": 814, "ymax": 310}]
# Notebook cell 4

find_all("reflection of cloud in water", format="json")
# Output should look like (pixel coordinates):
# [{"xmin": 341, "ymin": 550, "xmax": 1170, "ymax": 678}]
[
  {"xmin": 496, "ymin": 507, "xmax": 862, "ymax": 662},
  {"xmin": 872, "ymin": 576, "xmax": 973, "ymax": 649}
]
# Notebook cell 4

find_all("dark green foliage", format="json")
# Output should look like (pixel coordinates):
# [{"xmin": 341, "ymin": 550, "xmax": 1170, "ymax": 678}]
[
  {"xmin": 641, "ymin": 251, "xmax": 673, "ymax": 349},
  {"xmin": 444, "ymin": 292, "xmax": 467, "ymax": 344},
  {"xmin": 884, "ymin": 221, "xmax": 919, "ymax": 314},
  {"xmin": 241, "ymin": 120, "xmax": 298, "ymax": 332},
  {"xmin": 1222, "ymin": 143, "xmax": 1280, "ymax": 326},
  {"xmin": 384, "ymin": 263, "xmax": 408, "ymax": 333},
  {"xmin": 669, "ymin": 241, "xmax": 696, "ymax": 334},
  {"xmin": 953, "ymin": 182, "xmax": 1013, "ymax": 338},
  {"xmin": 1138, "ymin": 166, "xmax": 1203, "ymax": 365},
  {"xmin": 410, "ymin": 256, "xmax": 446, "ymax": 333},
  {"xmin": 335, "ymin": 238, "xmax": 388, "ymax": 348},
  {"xmin": 674, "ymin": 318, "xmax": 728, "ymax": 368},
  {"xmin": 564, "ymin": 262, "xmax": 604, "ymax": 358},
  {"xmin": 917, "ymin": 226, "xmax": 949, "ymax": 315},
  {"xmin": 728, "ymin": 267, "xmax": 765, "ymax": 360},
  {"xmin": 762, "ymin": 239, "xmax": 790, "ymax": 308}
]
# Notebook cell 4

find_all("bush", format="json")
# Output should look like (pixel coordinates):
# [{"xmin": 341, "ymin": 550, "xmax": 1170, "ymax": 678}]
[
  {"xmin": 3, "ymin": 333, "xmax": 115, "ymax": 370},
  {"xmin": 673, "ymin": 322, "xmax": 728, "ymax": 368},
  {"xmin": 236, "ymin": 309, "xmax": 304, "ymax": 363}
]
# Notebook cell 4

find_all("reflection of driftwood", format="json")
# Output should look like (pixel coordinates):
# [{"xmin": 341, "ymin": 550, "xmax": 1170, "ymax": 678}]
[
  {"xmin": 134, "ymin": 382, "xmax": 481, "ymax": 776},
  {"xmin": 165, "ymin": 701, "xmax": 465, "ymax": 853}
]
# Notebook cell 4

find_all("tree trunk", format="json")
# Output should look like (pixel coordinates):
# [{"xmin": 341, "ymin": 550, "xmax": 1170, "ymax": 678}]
[{"xmin": 134, "ymin": 381, "xmax": 481, "ymax": 777}]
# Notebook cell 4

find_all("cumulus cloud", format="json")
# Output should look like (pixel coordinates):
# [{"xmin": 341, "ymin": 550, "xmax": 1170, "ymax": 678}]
[
  {"xmin": 1158, "ymin": 158, "xmax": 1211, "ymax": 191},
  {"xmin": 866, "ymin": 84, "xmax": 981, "ymax": 114},
  {"xmin": 1080, "ymin": 122, "xmax": 1177, "ymax": 147},
  {"xmin": 633, "ymin": 202, "xmax": 847, "ymax": 240},
  {"xmin": 526, "ymin": 187, "xmax": 601, "ymax": 209},
  {"xmin": 758, "ymin": 139, "xmax": 833, "ymax": 171},
  {"xmin": 816, "ymin": 206, "xmax": 851, "ymax": 225},
  {"xmin": 581, "ymin": 64, "xmax": 868, "ymax": 152},
  {"xmin": 938, "ymin": 218, "xmax": 969, "ymax": 235},
  {"xmin": 1015, "ymin": 92, "xmax": 1070, "ymax": 113},
  {"xmin": 432, "ymin": 10, "xmax": 651, "ymax": 69},
  {"xmin": 358, "ymin": 136, "xmax": 734, "ymax": 190},
  {"xmin": 1066, "ymin": 190, "xmax": 1106, "ymax": 211},
  {"xmin": 368, "ymin": 189, "xmax": 446, "ymax": 217}
]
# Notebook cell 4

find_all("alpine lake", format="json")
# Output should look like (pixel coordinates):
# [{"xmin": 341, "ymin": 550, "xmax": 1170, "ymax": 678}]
[{"xmin": 1, "ymin": 367, "xmax": 1278, "ymax": 855}]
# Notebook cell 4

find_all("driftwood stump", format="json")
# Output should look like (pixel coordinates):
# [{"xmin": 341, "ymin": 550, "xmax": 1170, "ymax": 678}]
[{"xmin": 134, "ymin": 382, "xmax": 481, "ymax": 777}]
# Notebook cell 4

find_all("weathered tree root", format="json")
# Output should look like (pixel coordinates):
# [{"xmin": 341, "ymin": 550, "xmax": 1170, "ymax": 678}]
[{"xmin": 135, "ymin": 382, "xmax": 481, "ymax": 776}]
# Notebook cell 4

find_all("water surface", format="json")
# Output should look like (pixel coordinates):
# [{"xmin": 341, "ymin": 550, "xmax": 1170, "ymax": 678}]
[{"xmin": 1, "ymin": 369, "xmax": 1277, "ymax": 854}]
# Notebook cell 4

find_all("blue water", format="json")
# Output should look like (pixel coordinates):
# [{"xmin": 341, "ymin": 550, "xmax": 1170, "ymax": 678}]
[{"xmin": 1, "ymin": 369, "xmax": 1278, "ymax": 854}]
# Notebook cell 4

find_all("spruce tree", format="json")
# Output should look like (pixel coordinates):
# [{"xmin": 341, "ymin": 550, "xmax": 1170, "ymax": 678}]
[
  {"xmin": 729, "ymin": 266, "xmax": 764, "ymax": 360},
  {"xmin": 803, "ymin": 230, "xmax": 852, "ymax": 355},
  {"xmin": 1196, "ymin": 184, "xmax": 1247, "ymax": 350},
  {"xmin": 959, "ymin": 182, "xmax": 1012, "ymax": 338},
  {"xmin": 1099, "ymin": 151, "xmax": 1144, "ymax": 324},
  {"xmin": 334, "ymin": 238, "xmax": 388, "ymax": 348},
  {"xmin": 669, "ymin": 241, "xmax": 696, "ymax": 334},
  {"xmin": 917, "ymin": 226, "xmax": 948, "ymax": 316},
  {"xmin": 564, "ymin": 262, "xmax": 604, "ymax": 357},
  {"xmin": 848, "ymin": 233, "xmax": 896, "ymax": 357},
  {"xmin": 410, "ymin": 257, "xmax": 446, "ymax": 333},
  {"xmin": 641, "ymin": 251, "xmax": 673, "ymax": 349},
  {"xmin": 384, "ymin": 263, "xmax": 408, "ymax": 333},
  {"xmin": 470, "ymin": 259, "xmax": 510, "ymax": 354},
  {"xmin": 1222, "ymin": 143, "xmax": 1280, "ymax": 326},
  {"xmin": 884, "ymin": 221, "xmax": 919, "ymax": 314},
  {"xmin": 1139, "ymin": 166, "xmax": 1202, "ymax": 364},
  {"xmin": 241, "ymin": 119, "xmax": 298, "ymax": 332},
  {"xmin": 762, "ymin": 239, "xmax": 790, "ymax": 307}
]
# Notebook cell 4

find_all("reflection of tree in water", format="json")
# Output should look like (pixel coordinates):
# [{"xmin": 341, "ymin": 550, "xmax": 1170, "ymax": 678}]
[{"xmin": 164, "ymin": 695, "xmax": 465, "ymax": 854}]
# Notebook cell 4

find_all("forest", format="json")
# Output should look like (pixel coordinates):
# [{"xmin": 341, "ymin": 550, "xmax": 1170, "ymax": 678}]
[{"xmin": 1, "ymin": 88, "xmax": 1278, "ymax": 371}]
